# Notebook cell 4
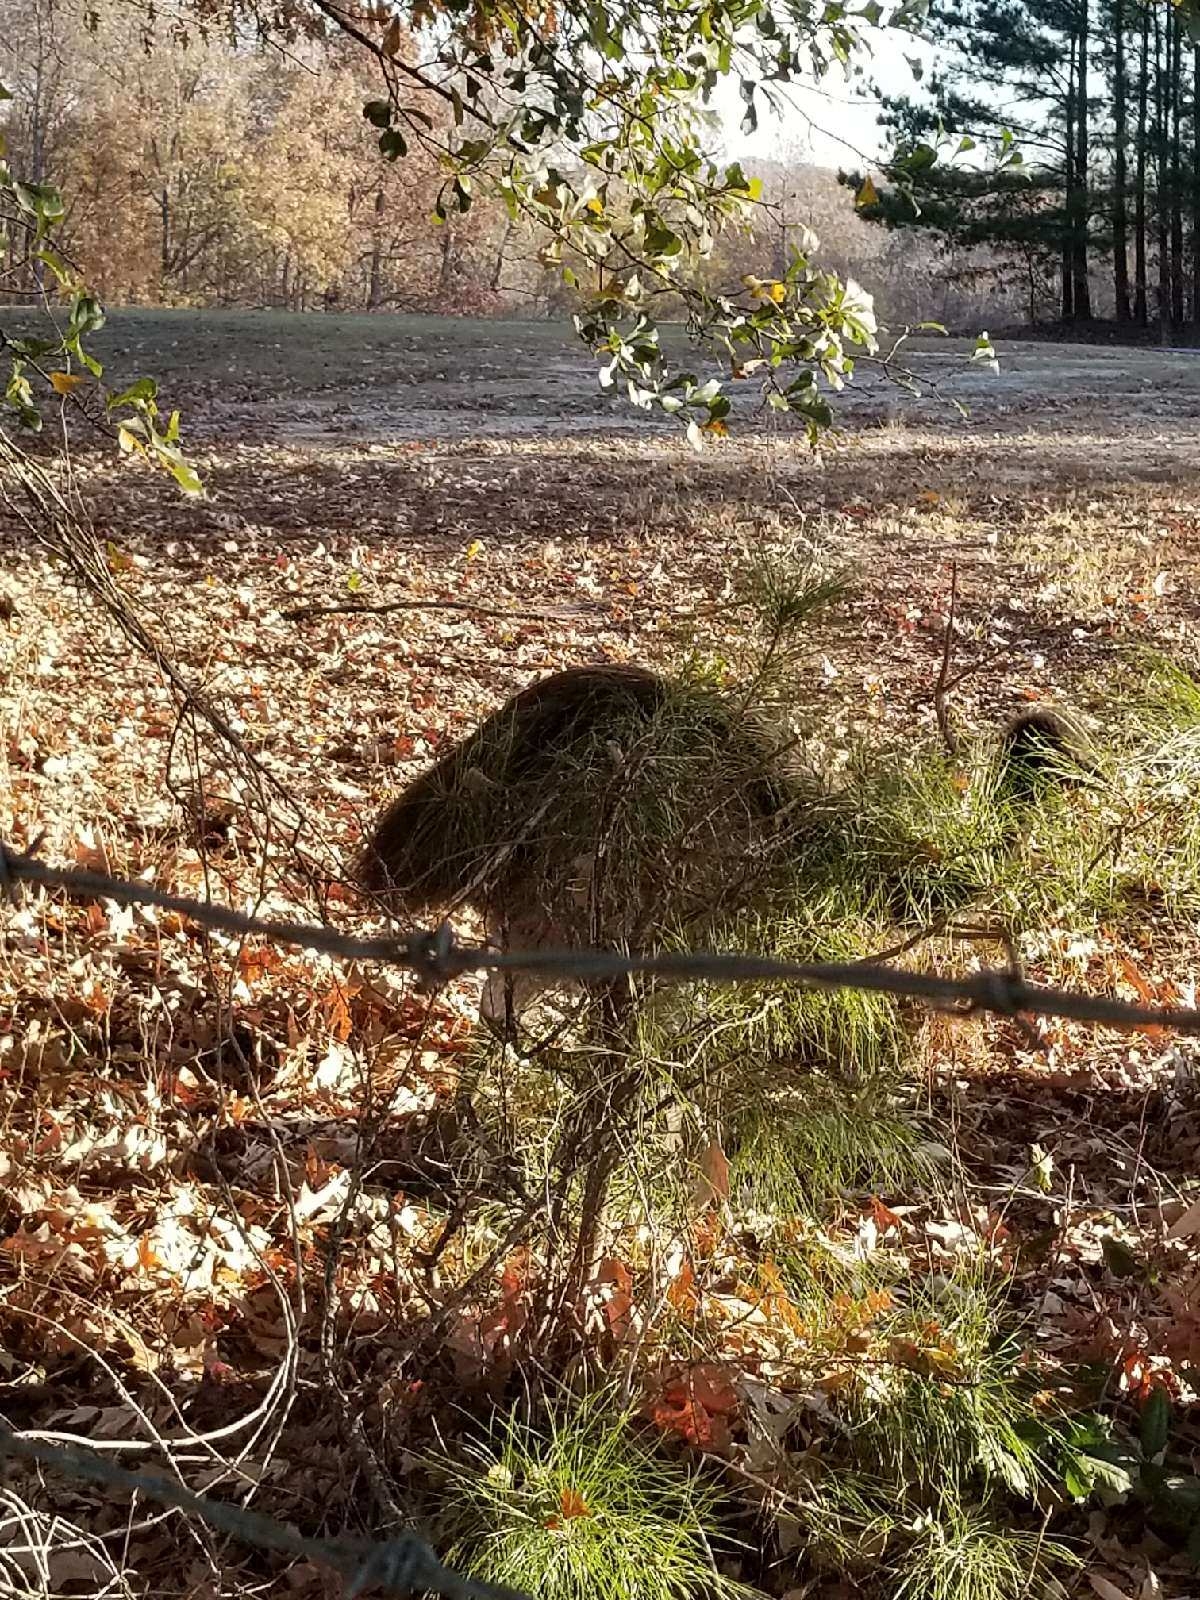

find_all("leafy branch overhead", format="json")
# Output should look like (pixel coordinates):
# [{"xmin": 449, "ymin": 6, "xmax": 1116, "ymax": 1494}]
[{"xmin": 349, "ymin": 0, "xmax": 915, "ymax": 436}]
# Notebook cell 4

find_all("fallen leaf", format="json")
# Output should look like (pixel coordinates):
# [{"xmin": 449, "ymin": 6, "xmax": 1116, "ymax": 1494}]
[
  {"xmin": 1089, "ymin": 1576, "xmax": 1134, "ymax": 1600},
  {"xmin": 694, "ymin": 1139, "xmax": 730, "ymax": 1209}
]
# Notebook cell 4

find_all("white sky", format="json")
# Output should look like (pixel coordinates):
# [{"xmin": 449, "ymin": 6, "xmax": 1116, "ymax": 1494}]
[{"xmin": 711, "ymin": 29, "xmax": 934, "ymax": 171}]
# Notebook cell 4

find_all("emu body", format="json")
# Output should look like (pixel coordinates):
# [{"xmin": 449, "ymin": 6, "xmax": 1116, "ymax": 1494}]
[{"xmin": 357, "ymin": 666, "xmax": 1087, "ymax": 1028}]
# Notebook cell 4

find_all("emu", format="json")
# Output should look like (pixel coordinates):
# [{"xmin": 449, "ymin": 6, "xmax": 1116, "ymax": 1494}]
[{"xmin": 356, "ymin": 664, "xmax": 1085, "ymax": 1031}]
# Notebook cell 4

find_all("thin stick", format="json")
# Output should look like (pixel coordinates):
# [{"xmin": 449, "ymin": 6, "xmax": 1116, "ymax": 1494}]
[
  {"xmin": 282, "ymin": 598, "xmax": 596, "ymax": 624},
  {"xmin": 934, "ymin": 558, "xmax": 960, "ymax": 756}
]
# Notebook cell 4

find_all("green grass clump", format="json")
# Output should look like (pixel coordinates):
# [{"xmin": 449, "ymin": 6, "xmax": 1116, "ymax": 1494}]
[
  {"xmin": 435, "ymin": 1389, "xmax": 756, "ymax": 1600},
  {"xmin": 728, "ymin": 1076, "xmax": 937, "ymax": 1214},
  {"xmin": 842, "ymin": 1269, "xmax": 1050, "ymax": 1502},
  {"xmin": 895, "ymin": 1500, "xmax": 1078, "ymax": 1600}
]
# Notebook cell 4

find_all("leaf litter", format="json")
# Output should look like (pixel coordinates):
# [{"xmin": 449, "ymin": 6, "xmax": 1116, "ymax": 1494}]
[{"xmin": 0, "ymin": 319, "xmax": 1198, "ymax": 1597}]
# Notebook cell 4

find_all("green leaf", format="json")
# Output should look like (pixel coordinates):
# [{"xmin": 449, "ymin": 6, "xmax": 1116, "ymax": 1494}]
[
  {"xmin": 13, "ymin": 179, "xmax": 66, "ymax": 229},
  {"xmin": 1140, "ymin": 1386, "xmax": 1171, "ymax": 1460},
  {"xmin": 378, "ymin": 128, "xmax": 407, "ymax": 160},
  {"xmin": 644, "ymin": 219, "xmax": 682, "ymax": 257},
  {"xmin": 33, "ymin": 246, "xmax": 73, "ymax": 287},
  {"xmin": 1066, "ymin": 1450, "xmax": 1136, "ymax": 1500},
  {"xmin": 6, "ymin": 336, "xmax": 58, "ymax": 360},
  {"xmin": 164, "ymin": 456, "xmax": 203, "ymax": 496},
  {"xmin": 362, "ymin": 98, "xmax": 392, "ymax": 127},
  {"xmin": 107, "ymin": 378, "xmax": 159, "ymax": 410},
  {"xmin": 67, "ymin": 293, "xmax": 105, "ymax": 339}
]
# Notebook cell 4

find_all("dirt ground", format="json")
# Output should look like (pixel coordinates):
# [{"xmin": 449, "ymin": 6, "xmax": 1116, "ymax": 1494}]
[{"xmin": 1, "ymin": 310, "xmax": 1199, "ymax": 1599}]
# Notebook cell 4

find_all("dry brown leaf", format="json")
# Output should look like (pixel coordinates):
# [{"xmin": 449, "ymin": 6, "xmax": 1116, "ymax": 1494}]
[
  {"xmin": 1164, "ymin": 1194, "xmax": 1200, "ymax": 1241},
  {"xmin": 694, "ymin": 1138, "xmax": 730, "ymax": 1210},
  {"xmin": 1089, "ymin": 1576, "xmax": 1134, "ymax": 1600}
]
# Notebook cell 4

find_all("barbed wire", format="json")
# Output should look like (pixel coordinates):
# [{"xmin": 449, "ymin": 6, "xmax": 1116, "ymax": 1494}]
[
  {"xmin": 0, "ymin": 1427, "xmax": 526, "ymax": 1600},
  {"xmin": 4, "ymin": 843, "xmax": 1200, "ymax": 1036}
]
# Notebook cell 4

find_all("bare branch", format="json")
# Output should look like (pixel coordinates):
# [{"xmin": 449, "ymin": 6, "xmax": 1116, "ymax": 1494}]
[{"xmin": 282, "ymin": 598, "xmax": 598, "ymax": 624}]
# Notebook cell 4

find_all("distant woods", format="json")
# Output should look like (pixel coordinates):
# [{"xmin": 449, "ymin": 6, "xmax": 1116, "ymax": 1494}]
[
  {"xmin": 1, "ymin": 0, "xmax": 1045, "ymax": 330},
  {"xmin": 855, "ymin": 0, "xmax": 1200, "ymax": 339}
]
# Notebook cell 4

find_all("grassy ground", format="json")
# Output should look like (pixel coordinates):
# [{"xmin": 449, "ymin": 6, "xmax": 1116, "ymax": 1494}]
[{"xmin": 0, "ymin": 310, "xmax": 1199, "ymax": 1600}]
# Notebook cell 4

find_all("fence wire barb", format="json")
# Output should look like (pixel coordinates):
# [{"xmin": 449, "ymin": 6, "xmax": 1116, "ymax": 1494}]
[
  {"xmin": 4, "ymin": 843, "xmax": 1200, "ymax": 1036},
  {"xmin": 0, "ymin": 1427, "xmax": 527, "ymax": 1600}
]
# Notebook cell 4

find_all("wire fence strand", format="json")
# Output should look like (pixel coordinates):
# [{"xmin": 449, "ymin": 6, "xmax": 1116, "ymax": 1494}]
[
  {"xmin": 4, "ymin": 843, "xmax": 1200, "ymax": 1037},
  {"xmin": 0, "ymin": 1428, "xmax": 526, "ymax": 1600}
]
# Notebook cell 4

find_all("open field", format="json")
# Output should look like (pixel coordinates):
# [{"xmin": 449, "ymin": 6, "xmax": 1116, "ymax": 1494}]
[
  {"xmin": 1, "ymin": 311, "xmax": 1200, "ymax": 1599},
  {"xmin": 10, "ymin": 305, "xmax": 1200, "ymax": 444}
]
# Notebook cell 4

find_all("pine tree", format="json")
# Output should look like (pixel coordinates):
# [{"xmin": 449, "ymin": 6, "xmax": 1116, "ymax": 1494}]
[{"xmin": 861, "ymin": 0, "xmax": 1098, "ymax": 324}]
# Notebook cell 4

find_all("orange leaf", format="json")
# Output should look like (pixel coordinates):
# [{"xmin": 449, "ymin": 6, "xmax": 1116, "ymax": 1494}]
[
  {"xmin": 666, "ymin": 1260, "xmax": 697, "ymax": 1313},
  {"xmin": 381, "ymin": 15, "xmax": 403, "ymax": 53},
  {"xmin": 594, "ymin": 1257, "xmax": 634, "ymax": 1338},
  {"xmin": 694, "ymin": 1139, "xmax": 730, "ymax": 1209},
  {"xmin": 479, "ymin": 1252, "xmax": 529, "ymax": 1351},
  {"xmin": 687, "ymin": 1362, "xmax": 739, "ymax": 1414},
  {"xmin": 49, "ymin": 370, "xmax": 84, "ymax": 395},
  {"xmin": 651, "ymin": 1392, "xmax": 731, "ymax": 1452},
  {"xmin": 1117, "ymin": 954, "xmax": 1168, "ymax": 1036},
  {"xmin": 322, "ymin": 985, "xmax": 354, "ymax": 1042},
  {"xmin": 559, "ymin": 1487, "xmax": 591, "ymax": 1520}
]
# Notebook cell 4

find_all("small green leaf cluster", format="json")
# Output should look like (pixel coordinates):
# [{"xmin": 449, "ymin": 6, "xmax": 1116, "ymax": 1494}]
[
  {"xmin": 0, "ymin": 88, "xmax": 201, "ymax": 493},
  {"xmin": 350, "ymin": 0, "xmax": 939, "ymax": 440}
]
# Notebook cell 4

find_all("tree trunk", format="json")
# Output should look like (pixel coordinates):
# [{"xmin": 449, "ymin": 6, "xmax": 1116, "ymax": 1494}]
[
  {"xmin": 1071, "ymin": 0, "xmax": 1093, "ymax": 319},
  {"xmin": 368, "ymin": 189, "xmax": 385, "ymax": 310},
  {"xmin": 1134, "ymin": 1, "xmax": 1150, "ymax": 324},
  {"xmin": 1112, "ymin": 0, "xmax": 1132, "ymax": 322},
  {"xmin": 490, "ymin": 216, "xmax": 515, "ymax": 292},
  {"xmin": 1169, "ymin": 11, "xmax": 1185, "ymax": 328},
  {"xmin": 439, "ymin": 224, "xmax": 457, "ymax": 293},
  {"xmin": 160, "ymin": 188, "xmax": 170, "ymax": 287},
  {"xmin": 1062, "ymin": 32, "xmax": 1077, "ymax": 321},
  {"xmin": 1155, "ymin": 2, "xmax": 1170, "ymax": 340},
  {"xmin": 1192, "ymin": 47, "xmax": 1200, "ymax": 327}
]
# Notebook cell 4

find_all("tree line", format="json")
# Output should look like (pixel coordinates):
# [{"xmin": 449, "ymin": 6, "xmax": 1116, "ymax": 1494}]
[
  {"xmin": 855, "ymin": 0, "xmax": 1200, "ymax": 338},
  {"xmin": 1, "ymin": 0, "xmax": 1041, "ymax": 332},
  {"xmin": 0, "ymin": 0, "xmax": 565, "ymax": 314}
]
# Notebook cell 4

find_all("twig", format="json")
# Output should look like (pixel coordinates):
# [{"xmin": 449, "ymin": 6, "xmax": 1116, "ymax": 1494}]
[
  {"xmin": 6, "ymin": 844, "xmax": 1200, "ymax": 1037},
  {"xmin": 0, "ymin": 1427, "xmax": 525, "ymax": 1600},
  {"xmin": 934, "ymin": 559, "xmax": 960, "ymax": 756},
  {"xmin": 282, "ymin": 598, "xmax": 596, "ymax": 624}
]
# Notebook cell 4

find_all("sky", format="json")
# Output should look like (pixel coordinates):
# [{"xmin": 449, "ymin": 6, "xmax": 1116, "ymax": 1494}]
[{"xmin": 711, "ymin": 28, "xmax": 934, "ymax": 171}]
